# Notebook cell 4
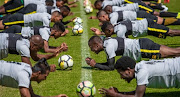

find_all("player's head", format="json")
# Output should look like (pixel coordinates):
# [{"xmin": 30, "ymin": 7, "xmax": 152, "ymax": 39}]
[
  {"xmin": 115, "ymin": 56, "xmax": 136, "ymax": 83},
  {"xmin": 94, "ymin": 0, "xmax": 103, "ymax": 10},
  {"xmin": 51, "ymin": 11, "xmax": 63, "ymax": 22},
  {"xmin": 56, "ymin": 0, "xmax": 64, "ymax": 7},
  {"xmin": 32, "ymin": 58, "xmax": 50, "ymax": 83},
  {"xmin": 60, "ymin": 5, "xmax": 71, "ymax": 17},
  {"xmin": 88, "ymin": 36, "xmax": 104, "ymax": 54},
  {"xmin": 101, "ymin": 22, "xmax": 114, "ymax": 37},
  {"xmin": 97, "ymin": 10, "xmax": 109, "ymax": 22},
  {"xmin": 104, "ymin": 5, "xmax": 113, "ymax": 14},
  {"xmin": 51, "ymin": 22, "xmax": 65, "ymax": 39},
  {"xmin": 30, "ymin": 35, "xmax": 44, "ymax": 51},
  {"xmin": 45, "ymin": 0, "xmax": 54, "ymax": 6}
]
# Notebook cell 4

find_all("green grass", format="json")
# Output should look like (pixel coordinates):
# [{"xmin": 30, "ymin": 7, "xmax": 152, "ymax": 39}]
[{"xmin": 1, "ymin": 0, "xmax": 180, "ymax": 97}]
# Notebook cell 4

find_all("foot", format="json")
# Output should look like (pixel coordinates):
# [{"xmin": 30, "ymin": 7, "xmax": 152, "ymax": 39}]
[{"xmin": 160, "ymin": 5, "xmax": 168, "ymax": 12}]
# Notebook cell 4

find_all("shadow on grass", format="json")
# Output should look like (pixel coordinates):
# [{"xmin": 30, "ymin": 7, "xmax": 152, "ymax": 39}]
[
  {"xmin": 145, "ymin": 91, "xmax": 180, "ymax": 97},
  {"xmin": 81, "ymin": 66, "xmax": 93, "ymax": 70}
]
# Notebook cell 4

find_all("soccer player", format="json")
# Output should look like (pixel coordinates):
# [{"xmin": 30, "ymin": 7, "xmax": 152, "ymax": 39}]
[
  {"xmin": 1, "ymin": 22, "xmax": 68, "ymax": 53},
  {"xmin": 17, "ymin": 4, "xmax": 70, "ymax": 18},
  {"xmin": 98, "ymin": 19, "xmax": 180, "ymax": 39},
  {"xmin": 94, "ymin": 0, "xmax": 177, "ymax": 18},
  {"xmin": 85, "ymin": 36, "xmax": 180, "ymax": 70},
  {"xmin": 0, "ymin": 0, "xmax": 47, "ymax": 14},
  {"xmin": 99, "ymin": 56, "xmax": 180, "ymax": 97},
  {"xmin": 0, "ymin": 33, "xmax": 67, "ymax": 68},
  {"xmin": 97, "ymin": 10, "xmax": 180, "ymax": 26},
  {"xmin": 0, "ymin": 58, "xmax": 68, "ymax": 97},
  {"xmin": 0, "ymin": 11, "xmax": 63, "ymax": 30}
]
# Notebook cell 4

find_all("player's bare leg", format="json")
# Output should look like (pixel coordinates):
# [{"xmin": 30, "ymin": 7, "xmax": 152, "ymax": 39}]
[
  {"xmin": 167, "ymin": 29, "xmax": 180, "ymax": 36},
  {"xmin": 160, "ymin": 45, "xmax": 180, "ymax": 58}
]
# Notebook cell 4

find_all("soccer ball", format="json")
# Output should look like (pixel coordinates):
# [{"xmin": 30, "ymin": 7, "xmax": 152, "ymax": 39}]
[
  {"xmin": 58, "ymin": 55, "xmax": 73, "ymax": 70},
  {"xmin": 84, "ymin": 6, "xmax": 93, "ymax": 14},
  {"xmin": 77, "ymin": 81, "xmax": 96, "ymax": 97},
  {"xmin": 72, "ymin": 25, "xmax": 83, "ymax": 35},
  {"xmin": 73, "ymin": 17, "xmax": 83, "ymax": 25}
]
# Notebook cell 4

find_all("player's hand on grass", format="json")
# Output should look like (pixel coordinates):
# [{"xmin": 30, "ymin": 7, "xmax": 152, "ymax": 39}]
[
  {"xmin": 57, "ymin": 94, "xmax": 68, "ymax": 97},
  {"xmin": 109, "ymin": 87, "xmax": 119, "ymax": 93},
  {"xmin": 60, "ymin": 43, "xmax": 68, "ymax": 51},
  {"xmin": 89, "ymin": 16, "xmax": 97, "ymax": 19},
  {"xmin": 68, "ymin": 12, "xmax": 74, "ymax": 16},
  {"xmin": 85, "ymin": 57, "xmax": 96, "ymax": 67},
  {"xmin": 61, "ymin": 29, "xmax": 69, "ymax": 36},
  {"xmin": 99, "ymin": 88, "xmax": 118, "ymax": 97},
  {"xmin": 70, "ymin": 17, "xmax": 77, "ymax": 22},
  {"xmin": 90, "ymin": 27, "xmax": 102, "ymax": 35},
  {"xmin": 50, "ymin": 64, "xmax": 56, "ymax": 72}
]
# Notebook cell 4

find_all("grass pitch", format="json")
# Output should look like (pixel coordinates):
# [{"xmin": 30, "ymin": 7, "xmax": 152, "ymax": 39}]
[{"xmin": 1, "ymin": 0, "xmax": 180, "ymax": 97}]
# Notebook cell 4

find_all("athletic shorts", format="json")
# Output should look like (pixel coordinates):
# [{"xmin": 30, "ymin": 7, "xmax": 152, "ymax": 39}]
[
  {"xmin": 124, "ymin": 0, "xmax": 154, "ymax": 14},
  {"xmin": 3, "ymin": 13, "xmax": 24, "ymax": 26},
  {"xmin": 17, "ymin": 4, "xmax": 37, "ymax": 14},
  {"xmin": 139, "ymin": 38, "xmax": 161, "ymax": 59},
  {"xmin": 3, "ymin": 0, "xmax": 24, "ymax": 14},
  {"xmin": 147, "ymin": 18, "xmax": 169, "ymax": 39},
  {"xmin": 137, "ymin": 11, "xmax": 158, "ymax": 22}
]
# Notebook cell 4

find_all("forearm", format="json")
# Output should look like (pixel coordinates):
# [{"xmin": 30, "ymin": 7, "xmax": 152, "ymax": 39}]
[
  {"xmin": 37, "ymin": 53, "xmax": 55, "ymax": 60},
  {"xmin": 44, "ymin": 47, "xmax": 59, "ymax": 53},
  {"xmin": 61, "ymin": 20, "xmax": 71, "ymax": 25},
  {"xmin": 94, "ymin": 58, "xmax": 115, "ymax": 70}
]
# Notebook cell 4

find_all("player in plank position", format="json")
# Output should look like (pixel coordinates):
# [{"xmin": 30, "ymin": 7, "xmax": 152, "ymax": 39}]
[{"xmin": 86, "ymin": 36, "xmax": 180, "ymax": 70}]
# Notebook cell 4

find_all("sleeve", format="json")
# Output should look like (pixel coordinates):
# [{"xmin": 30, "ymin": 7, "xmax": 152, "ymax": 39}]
[
  {"xmin": 19, "ymin": 45, "xmax": 31, "ymax": 58},
  {"xmin": 17, "ymin": 71, "xmax": 31, "ymax": 88},
  {"xmin": 39, "ymin": 28, "xmax": 50, "ymax": 41},
  {"xmin": 136, "ymin": 69, "xmax": 149, "ymax": 86},
  {"xmin": 94, "ymin": 57, "xmax": 115, "ymax": 70},
  {"xmin": 42, "ymin": 14, "xmax": 51, "ymax": 27},
  {"xmin": 110, "ymin": 13, "xmax": 118, "ymax": 25},
  {"xmin": 104, "ymin": 42, "xmax": 116, "ymax": 59},
  {"xmin": 116, "ymin": 25, "xmax": 127, "ymax": 38}
]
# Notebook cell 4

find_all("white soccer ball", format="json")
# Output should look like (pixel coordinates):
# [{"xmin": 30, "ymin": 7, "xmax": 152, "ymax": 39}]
[
  {"xmin": 84, "ymin": 6, "xmax": 93, "ymax": 13},
  {"xmin": 72, "ymin": 25, "xmax": 83, "ymax": 35},
  {"xmin": 73, "ymin": 17, "xmax": 83, "ymax": 25},
  {"xmin": 58, "ymin": 55, "xmax": 73, "ymax": 70}
]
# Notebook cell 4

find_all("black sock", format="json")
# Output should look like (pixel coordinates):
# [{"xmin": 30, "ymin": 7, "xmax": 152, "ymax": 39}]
[
  {"xmin": 170, "ymin": 19, "xmax": 180, "ymax": 25},
  {"xmin": 160, "ymin": 12, "xmax": 178, "ymax": 17}
]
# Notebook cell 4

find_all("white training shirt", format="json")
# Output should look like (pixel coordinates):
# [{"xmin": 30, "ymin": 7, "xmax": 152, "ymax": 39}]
[
  {"xmin": 21, "ymin": 27, "xmax": 51, "ymax": 41},
  {"xmin": 112, "ymin": 3, "xmax": 139, "ymax": 12},
  {"xmin": 24, "ymin": 13, "xmax": 51, "ymax": 27},
  {"xmin": 24, "ymin": 0, "xmax": 45, "ymax": 6},
  {"xmin": 135, "ymin": 57, "xmax": 180, "ymax": 88},
  {"xmin": 0, "ymin": 60, "xmax": 32, "ymax": 88}
]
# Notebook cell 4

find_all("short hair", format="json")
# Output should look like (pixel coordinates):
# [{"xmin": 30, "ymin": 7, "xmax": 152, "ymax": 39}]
[
  {"xmin": 32, "ymin": 58, "xmax": 50, "ymax": 74},
  {"xmin": 114, "ymin": 56, "xmax": 136, "ymax": 71},
  {"xmin": 51, "ymin": 11, "xmax": 62, "ymax": 16},
  {"xmin": 52, "ymin": 22, "xmax": 65, "ymax": 32},
  {"xmin": 101, "ymin": 21, "xmax": 112, "ymax": 32},
  {"xmin": 104, "ymin": 5, "xmax": 112, "ymax": 13},
  {"xmin": 60, "ymin": 5, "xmax": 70, "ymax": 12},
  {"xmin": 88, "ymin": 35, "xmax": 103, "ymax": 45},
  {"xmin": 96, "ymin": 10, "xmax": 107, "ymax": 18},
  {"xmin": 94, "ymin": 0, "xmax": 103, "ymax": 9}
]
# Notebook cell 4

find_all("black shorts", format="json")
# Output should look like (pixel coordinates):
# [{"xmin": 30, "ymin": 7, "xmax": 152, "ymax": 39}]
[
  {"xmin": 139, "ymin": 38, "xmax": 161, "ymax": 59},
  {"xmin": 137, "ymin": 10, "xmax": 158, "ymax": 22},
  {"xmin": 147, "ymin": 18, "xmax": 169, "ymax": 39},
  {"xmin": 124, "ymin": 0, "xmax": 154, "ymax": 14},
  {"xmin": 3, "ymin": 13, "xmax": 24, "ymax": 26},
  {"xmin": 17, "ymin": 4, "xmax": 37, "ymax": 14},
  {"xmin": 3, "ymin": 0, "xmax": 24, "ymax": 14}
]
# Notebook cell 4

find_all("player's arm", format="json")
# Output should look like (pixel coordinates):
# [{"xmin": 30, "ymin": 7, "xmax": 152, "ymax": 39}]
[
  {"xmin": 99, "ymin": 85, "xmax": 146, "ymax": 97},
  {"xmin": 43, "ymin": 40, "xmax": 60, "ymax": 53},
  {"xmin": 85, "ymin": 57, "xmax": 115, "ymax": 70},
  {"xmin": 19, "ymin": 87, "xmax": 31, "ymax": 97},
  {"xmin": 21, "ymin": 56, "xmax": 32, "ymax": 67}
]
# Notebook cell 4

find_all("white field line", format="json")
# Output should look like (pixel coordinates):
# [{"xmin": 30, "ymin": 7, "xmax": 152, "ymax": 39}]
[{"xmin": 80, "ymin": 0, "xmax": 92, "ymax": 82}]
